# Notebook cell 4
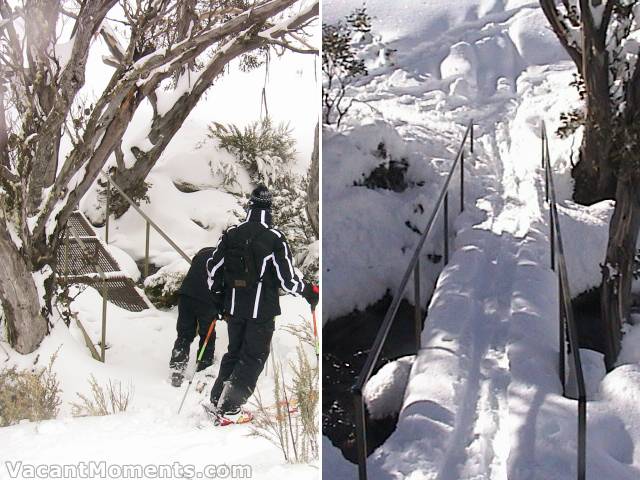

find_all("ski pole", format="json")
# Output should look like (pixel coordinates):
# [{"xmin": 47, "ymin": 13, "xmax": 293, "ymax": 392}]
[
  {"xmin": 312, "ymin": 309, "xmax": 319, "ymax": 358},
  {"xmin": 197, "ymin": 318, "xmax": 217, "ymax": 362},
  {"xmin": 178, "ymin": 318, "xmax": 217, "ymax": 414}
]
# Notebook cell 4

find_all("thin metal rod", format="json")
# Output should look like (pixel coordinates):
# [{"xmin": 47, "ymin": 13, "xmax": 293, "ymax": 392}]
[
  {"xmin": 559, "ymin": 279, "xmax": 566, "ymax": 391},
  {"xmin": 578, "ymin": 398, "xmax": 587, "ymax": 480},
  {"xmin": 542, "ymin": 121, "xmax": 587, "ymax": 480},
  {"xmin": 101, "ymin": 280, "xmax": 107, "ymax": 362},
  {"xmin": 64, "ymin": 232, "xmax": 69, "ymax": 279},
  {"xmin": 460, "ymin": 150, "xmax": 465, "ymax": 213},
  {"xmin": 68, "ymin": 226, "xmax": 110, "ymax": 362},
  {"xmin": 414, "ymin": 258, "xmax": 422, "ymax": 352},
  {"xmin": 103, "ymin": 172, "xmax": 191, "ymax": 264},
  {"xmin": 545, "ymin": 129, "xmax": 550, "ymax": 203},
  {"xmin": 353, "ymin": 122, "xmax": 473, "ymax": 395},
  {"xmin": 354, "ymin": 391, "xmax": 368, "ymax": 480},
  {"xmin": 105, "ymin": 183, "xmax": 110, "ymax": 244},
  {"xmin": 541, "ymin": 126, "xmax": 545, "ymax": 169},
  {"xmin": 178, "ymin": 319, "xmax": 218, "ymax": 414},
  {"xmin": 444, "ymin": 193, "xmax": 449, "ymax": 265},
  {"xmin": 550, "ymin": 208, "xmax": 555, "ymax": 271},
  {"xmin": 351, "ymin": 122, "xmax": 473, "ymax": 480},
  {"xmin": 144, "ymin": 221, "xmax": 151, "ymax": 278},
  {"xmin": 75, "ymin": 317, "xmax": 101, "ymax": 361}
]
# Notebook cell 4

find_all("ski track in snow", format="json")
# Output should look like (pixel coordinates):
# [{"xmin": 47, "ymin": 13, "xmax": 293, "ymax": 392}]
[{"xmin": 431, "ymin": 67, "xmax": 549, "ymax": 480}]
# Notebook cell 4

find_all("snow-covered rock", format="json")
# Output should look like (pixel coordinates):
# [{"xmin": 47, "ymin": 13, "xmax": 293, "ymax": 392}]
[{"xmin": 363, "ymin": 356, "xmax": 415, "ymax": 419}]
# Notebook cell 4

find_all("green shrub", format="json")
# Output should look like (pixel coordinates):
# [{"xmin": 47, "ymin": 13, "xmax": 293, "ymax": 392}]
[{"xmin": 209, "ymin": 117, "xmax": 296, "ymax": 187}]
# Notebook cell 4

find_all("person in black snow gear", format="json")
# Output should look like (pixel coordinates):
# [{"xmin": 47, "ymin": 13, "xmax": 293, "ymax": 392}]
[
  {"xmin": 203, "ymin": 185, "xmax": 319, "ymax": 423},
  {"xmin": 169, "ymin": 247, "xmax": 224, "ymax": 387}
]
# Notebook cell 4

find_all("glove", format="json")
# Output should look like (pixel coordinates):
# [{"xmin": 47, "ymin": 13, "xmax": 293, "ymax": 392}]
[{"xmin": 302, "ymin": 283, "xmax": 319, "ymax": 309}]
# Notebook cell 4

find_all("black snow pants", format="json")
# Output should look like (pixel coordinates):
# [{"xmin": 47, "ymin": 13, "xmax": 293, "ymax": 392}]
[
  {"xmin": 209, "ymin": 315, "xmax": 275, "ymax": 412},
  {"xmin": 170, "ymin": 295, "xmax": 218, "ymax": 373}
]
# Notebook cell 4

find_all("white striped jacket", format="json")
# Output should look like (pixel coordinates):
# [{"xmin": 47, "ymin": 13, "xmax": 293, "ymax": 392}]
[{"xmin": 206, "ymin": 208, "xmax": 305, "ymax": 319}]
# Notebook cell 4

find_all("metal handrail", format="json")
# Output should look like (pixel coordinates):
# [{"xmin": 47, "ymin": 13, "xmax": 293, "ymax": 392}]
[
  {"xmin": 101, "ymin": 172, "xmax": 192, "ymax": 272},
  {"xmin": 541, "ymin": 122, "xmax": 587, "ymax": 480},
  {"xmin": 352, "ymin": 121, "xmax": 474, "ymax": 480},
  {"xmin": 61, "ymin": 173, "xmax": 194, "ymax": 362}
]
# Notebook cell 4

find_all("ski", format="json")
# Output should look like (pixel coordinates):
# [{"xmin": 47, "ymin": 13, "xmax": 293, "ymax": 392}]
[{"xmin": 202, "ymin": 398, "xmax": 300, "ymax": 427}]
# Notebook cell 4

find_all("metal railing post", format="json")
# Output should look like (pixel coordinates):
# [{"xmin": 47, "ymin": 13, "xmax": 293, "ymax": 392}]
[
  {"xmin": 550, "ymin": 208, "xmax": 556, "ymax": 271},
  {"xmin": 351, "ymin": 122, "xmax": 473, "ymax": 479},
  {"xmin": 545, "ymin": 132, "xmax": 550, "ymax": 204},
  {"xmin": 541, "ymin": 125, "xmax": 545, "ymax": 169},
  {"xmin": 578, "ymin": 398, "xmax": 586, "ymax": 480},
  {"xmin": 414, "ymin": 258, "xmax": 422, "ymax": 352},
  {"xmin": 144, "ymin": 220, "xmax": 150, "ymax": 278},
  {"xmin": 101, "ymin": 278, "xmax": 107, "ymax": 362},
  {"xmin": 68, "ymin": 226, "xmax": 110, "ymax": 363},
  {"xmin": 102, "ymin": 172, "xmax": 191, "ymax": 264},
  {"xmin": 105, "ymin": 183, "xmax": 110, "ymax": 244},
  {"xmin": 543, "ymin": 121, "xmax": 587, "ymax": 480},
  {"xmin": 559, "ymin": 278, "xmax": 566, "ymax": 392},
  {"xmin": 353, "ymin": 389, "xmax": 368, "ymax": 480},
  {"xmin": 460, "ymin": 150, "xmax": 465, "ymax": 213},
  {"xmin": 64, "ymin": 231, "xmax": 70, "ymax": 279},
  {"xmin": 444, "ymin": 193, "xmax": 449, "ymax": 265}
]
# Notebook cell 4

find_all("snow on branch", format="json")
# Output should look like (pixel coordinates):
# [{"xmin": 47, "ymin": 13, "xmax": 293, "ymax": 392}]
[
  {"xmin": 258, "ymin": 0, "xmax": 319, "ymax": 54},
  {"xmin": 100, "ymin": 24, "xmax": 126, "ymax": 66},
  {"xmin": 540, "ymin": 0, "xmax": 584, "ymax": 72},
  {"xmin": 125, "ymin": 0, "xmax": 303, "ymax": 84},
  {"xmin": 0, "ymin": 164, "xmax": 18, "ymax": 184}
]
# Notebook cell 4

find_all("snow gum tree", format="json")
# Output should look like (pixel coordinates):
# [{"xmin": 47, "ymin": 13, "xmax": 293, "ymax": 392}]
[
  {"xmin": 0, "ymin": 0, "xmax": 318, "ymax": 354},
  {"xmin": 540, "ymin": 0, "xmax": 640, "ymax": 368},
  {"xmin": 322, "ymin": 8, "xmax": 370, "ymax": 127}
]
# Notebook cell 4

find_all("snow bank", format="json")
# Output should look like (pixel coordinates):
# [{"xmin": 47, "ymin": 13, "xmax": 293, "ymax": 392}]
[
  {"xmin": 558, "ymin": 200, "xmax": 614, "ymax": 297},
  {"xmin": 322, "ymin": 436, "xmax": 355, "ymax": 478},
  {"xmin": 508, "ymin": 8, "xmax": 569, "ymax": 66},
  {"xmin": 322, "ymin": 119, "xmax": 453, "ymax": 321},
  {"xmin": 105, "ymin": 244, "xmax": 141, "ymax": 282},
  {"xmin": 618, "ymin": 322, "xmax": 640, "ymax": 366}
]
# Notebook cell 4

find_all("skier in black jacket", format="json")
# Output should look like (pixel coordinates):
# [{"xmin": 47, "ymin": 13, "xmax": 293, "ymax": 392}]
[
  {"xmin": 169, "ymin": 247, "xmax": 224, "ymax": 387},
  {"xmin": 204, "ymin": 185, "xmax": 318, "ymax": 423}
]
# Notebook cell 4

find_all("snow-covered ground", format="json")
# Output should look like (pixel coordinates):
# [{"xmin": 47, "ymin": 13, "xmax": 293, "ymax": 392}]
[
  {"xmin": 0, "ymin": 294, "xmax": 317, "ymax": 480},
  {"xmin": 323, "ymin": 1, "xmax": 640, "ymax": 478}
]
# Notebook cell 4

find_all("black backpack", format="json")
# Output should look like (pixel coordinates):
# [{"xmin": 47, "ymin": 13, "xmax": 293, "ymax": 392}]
[{"xmin": 223, "ymin": 227, "xmax": 265, "ymax": 289}]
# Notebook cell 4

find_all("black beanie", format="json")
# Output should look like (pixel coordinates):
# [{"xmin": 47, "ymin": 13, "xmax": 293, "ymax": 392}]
[{"xmin": 248, "ymin": 184, "xmax": 273, "ymax": 209}]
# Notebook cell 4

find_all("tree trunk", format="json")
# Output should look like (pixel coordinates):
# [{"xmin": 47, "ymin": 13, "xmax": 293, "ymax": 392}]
[
  {"xmin": 306, "ymin": 122, "xmax": 319, "ymax": 238},
  {"xmin": 600, "ymin": 178, "xmax": 640, "ymax": 370},
  {"xmin": 0, "ymin": 217, "xmax": 48, "ymax": 353},
  {"xmin": 573, "ymin": 6, "xmax": 615, "ymax": 205}
]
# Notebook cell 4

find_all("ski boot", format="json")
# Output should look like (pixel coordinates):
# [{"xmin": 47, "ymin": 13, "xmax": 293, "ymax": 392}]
[
  {"xmin": 202, "ymin": 403, "xmax": 253, "ymax": 426},
  {"xmin": 171, "ymin": 370, "xmax": 184, "ymax": 388}
]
